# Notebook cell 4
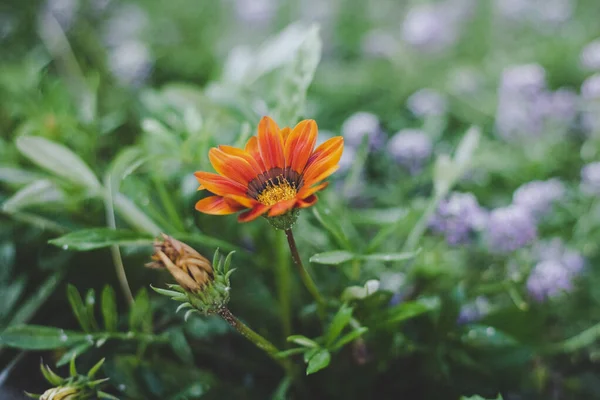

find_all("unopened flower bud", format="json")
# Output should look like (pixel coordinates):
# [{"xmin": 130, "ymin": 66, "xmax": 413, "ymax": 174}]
[
  {"xmin": 147, "ymin": 234, "xmax": 213, "ymax": 291},
  {"xmin": 149, "ymin": 234, "xmax": 235, "ymax": 317},
  {"xmin": 40, "ymin": 386, "xmax": 78, "ymax": 400}
]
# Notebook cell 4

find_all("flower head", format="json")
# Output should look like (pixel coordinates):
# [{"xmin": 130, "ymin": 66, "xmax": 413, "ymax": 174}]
[
  {"xmin": 457, "ymin": 296, "xmax": 490, "ymax": 324},
  {"xmin": 341, "ymin": 111, "xmax": 383, "ymax": 149},
  {"xmin": 581, "ymin": 162, "xmax": 600, "ymax": 195},
  {"xmin": 194, "ymin": 116, "xmax": 343, "ymax": 229},
  {"xmin": 581, "ymin": 39, "xmax": 600, "ymax": 71},
  {"xmin": 387, "ymin": 129, "xmax": 433, "ymax": 173},
  {"xmin": 147, "ymin": 234, "xmax": 213, "ymax": 291},
  {"xmin": 485, "ymin": 205, "xmax": 537, "ymax": 253},
  {"xmin": 512, "ymin": 178, "xmax": 565, "ymax": 219},
  {"xmin": 40, "ymin": 386, "xmax": 79, "ymax": 400},
  {"xmin": 407, "ymin": 88, "xmax": 448, "ymax": 118},
  {"xmin": 149, "ymin": 235, "xmax": 234, "ymax": 316},
  {"xmin": 429, "ymin": 192, "xmax": 487, "ymax": 245},
  {"xmin": 527, "ymin": 260, "xmax": 575, "ymax": 302}
]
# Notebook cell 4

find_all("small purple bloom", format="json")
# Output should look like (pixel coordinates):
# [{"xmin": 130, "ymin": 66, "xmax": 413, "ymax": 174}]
[
  {"xmin": 485, "ymin": 206, "xmax": 537, "ymax": 253},
  {"xmin": 387, "ymin": 129, "xmax": 433, "ymax": 173},
  {"xmin": 527, "ymin": 260, "xmax": 574, "ymax": 302},
  {"xmin": 407, "ymin": 88, "xmax": 447, "ymax": 118},
  {"xmin": 457, "ymin": 296, "xmax": 490, "ymax": 324},
  {"xmin": 532, "ymin": 238, "xmax": 585, "ymax": 275},
  {"xmin": 581, "ymin": 39, "xmax": 600, "ymax": 71},
  {"xmin": 500, "ymin": 64, "xmax": 547, "ymax": 95},
  {"xmin": 341, "ymin": 112, "xmax": 383, "ymax": 149},
  {"xmin": 430, "ymin": 192, "xmax": 487, "ymax": 245},
  {"xmin": 581, "ymin": 74, "xmax": 600, "ymax": 100},
  {"xmin": 581, "ymin": 162, "xmax": 600, "ymax": 195},
  {"xmin": 512, "ymin": 178, "xmax": 565, "ymax": 218},
  {"xmin": 401, "ymin": 4, "xmax": 458, "ymax": 53}
]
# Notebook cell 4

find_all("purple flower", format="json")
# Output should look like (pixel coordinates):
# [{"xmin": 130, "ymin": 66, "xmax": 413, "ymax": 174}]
[
  {"xmin": 581, "ymin": 74, "xmax": 600, "ymax": 100},
  {"xmin": 407, "ymin": 88, "xmax": 448, "ymax": 118},
  {"xmin": 457, "ymin": 296, "xmax": 490, "ymax": 324},
  {"xmin": 341, "ymin": 112, "xmax": 383, "ymax": 149},
  {"xmin": 512, "ymin": 178, "xmax": 565, "ymax": 218},
  {"xmin": 430, "ymin": 192, "xmax": 487, "ymax": 245},
  {"xmin": 527, "ymin": 260, "xmax": 575, "ymax": 302},
  {"xmin": 485, "ymin": 206, "xmax": 537, "ymax": 253},
  {"xmin": 580, "ymin": 39, "xmax": 600, "ymax": 71},
  {"xmin": 532, "ymin": 238, "xmax": 585, "ymax": 274},
  {"xmin": 581, "ymin": 162, "xmax": 600, "ymax": 195},
  {"xmin": 401, "ymin": 4, "xmax": 458, "ymax": 52},
  {"xmin": 387, "ymin": 129, "xmax": 433, "ymax": 173},
  {"xmin": 500, "ymin": 64, "xmax": 547, "ymax": 95}
]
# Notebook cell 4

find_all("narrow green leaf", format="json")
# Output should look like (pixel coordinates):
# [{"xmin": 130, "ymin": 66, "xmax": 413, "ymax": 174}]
[
  {"xmin": 0, "ymin": 277, "xmax": 26, "ymax": 323},
  {"xmin": 101, "ymin": 286, "xmax": 118, "ymax": 332},
  {"xmin": 461, "ymin": 325, "xmax": 519, "ymax": 348},
  {"xmin": 303, "ymin": 347, "xmax": 319, "ymax": 363},
  {"xmin": 384, "ymin": 299, "xmax": 439, "ymax": 326},
  {"xmin": 325, "ymin": 304, "xmax": 354, "ymax": 347},
  {"xmin": 40, "ymin": 363, "xmax": 64, "ymax": 386},
  {"xmin": 287, "ymin": 335, "xmax": 318, "ymax": 348},
  {"xmin": 312, "ymin": 203, "xmax": 352, "ymax": 249},
  {"xmin": 0, "ymin": 325, "xmax": 86, "ymax": 350},
  {"xmin": 56, "ymin": 342, "xmax": 93, "ymax": 366},
  {"xmin": 87, "ymin": 358, "xmax": 106, "ymax": 378},
  {"xmin": 0, "ymin": 166, "xmax": 43, "ymax": 186},
  {"xmin": 67, "ymin": 284, "xmax": 93, "ymax": 332},
  {"xmin": 49, "ymin": 228, "xmax": 154, "ymax": 251},
  {"xmin": 15, "ymin": 136, "xmax": 101, "ymax": 189},
  {"xmin": 349, "ymin": 207, "xmax": 408, "ymax": 225},
  {"xmin": 306, "ymin": 349, "xmax": 331, "ymax": 375},
  {"xmin": 309, "ymin": 251, "xmax": 355, "ymax": 265},
  {"xmin": 69, "ymin": 356, "xmax": 77, "ymax": 377},
  {"xmin": 129, "ymin": 288, "xmax": 152, "ymax": 333},
  {"xmin": 358, "ymin": 250, "xmax": 420, "ymax": 262},
  {"xmin": 332, "ymin": 327, "xmax": 368, "ymax": 351},
  {"xmin": 2, "ymin": 179, "xmax": 65, "ymax": 212},
  {"xmin": 168, "ymin": 328, "xmax": 194, "ymax": 365},
  {"xmin": 98, "ymin": 391, "xmax": 121, "ymax": 400},
  {"xmin": 274, "ymin": 348, "xmax": 305, "ymax": 358},
  {"xmin": 9, "ymin": 270, "xmax": 65, "ymax": 326},
  {"xmin": 85, "ymin": 289, "xmax": 99, "ymax": 331}
]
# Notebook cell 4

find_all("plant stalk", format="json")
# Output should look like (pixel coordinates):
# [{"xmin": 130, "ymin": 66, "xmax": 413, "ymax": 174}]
[{"xmin": 284, "ymin": 229, "xmax": 326, "ymax": 318}]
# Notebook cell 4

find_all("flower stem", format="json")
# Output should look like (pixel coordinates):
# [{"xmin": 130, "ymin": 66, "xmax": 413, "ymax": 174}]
[
  {"xmin": 275, "ymin": 231, "xmax": 292, "ymax": 339},
  {"xmin": 217, "ymin": 308, "xmax": 289, "ymax": 369},
  {"xmin": 284, "ymin": 229, "xmax": 326, "ymax": 318}
]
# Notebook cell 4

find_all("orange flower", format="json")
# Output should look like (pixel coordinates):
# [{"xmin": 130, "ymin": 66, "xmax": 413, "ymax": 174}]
[{"xmin": 194, "ymin": 116, "xmax": 343, "ymax": 224}]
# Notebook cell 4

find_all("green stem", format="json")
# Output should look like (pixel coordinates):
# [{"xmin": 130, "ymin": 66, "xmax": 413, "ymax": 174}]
[
  {"xmin": 284, "ymin": 229, "xmax": 326, "ymax": 318},
  {"xmin": 544, "ymin": 320, "xmax": 600, "ymax": 354},
  {"xmin": 275, "ymin": 231, "xmax": 292, "ymax": 339},
  {"xmin": 217, "ymin": 308, "xmax": 289, "ymax": 370},
  {"xmin": 402, "ymin": 193, "xmax": 443, "ymax": 253}
]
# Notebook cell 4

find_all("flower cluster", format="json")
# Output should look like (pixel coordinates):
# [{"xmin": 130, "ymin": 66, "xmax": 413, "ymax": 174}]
[
  {"xmin": 429, "ymin": 192, "xmax": 487, "ymax": 246},
  {"xmin": 512, "ymin": 178, "xmax": 565, "ymax": 219},
  {"xmin": 527, "ymin": 238, "xmax": 585, "ymax": 302},
  {"xmin": 387, "ymin": 129, "xmax": 433, "ymax": 174},
  {"xmin": 485, "ymin": 206, "xmax": 537, "ymax": 253}
]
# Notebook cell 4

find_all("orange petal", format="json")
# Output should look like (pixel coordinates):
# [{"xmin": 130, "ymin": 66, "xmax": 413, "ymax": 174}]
[
  {"xmin": 302, "ymin": 137, "xmax": 344, "ymax": 184},
  {"xmin": 281, "ymin": 127, "xmax": 292, "ymax": 144},
  {"xmin": 194, "ymin": 172, "xmax": 247, "ymax": 196},
  {"xmin": 297, "ymin": 181, "xmax": 328, "ymax": 199},
  {"xmin": 209, "ymin": 148, "xmax": 257, "ymax": 186},
  {"xmin": 304, "ymin": 165, "xmax": 340, "ymax": 187},
  {"xmin": 244, "ymin": 136, "xmax": 266, "ymax": 171},
  {"xmin": 238, "ymin": 204, "xmax": 271, "ymax": 222},
  {"xmin": 195, "ymin": 196, "xmax": 244, "ymax": 215},
  {"xmin": 268, "ymin": 198, "xmax": 297, "ymax": 217},
  {"xmin": 218, "ymin": 145, "xmax": 264, "ymax": 174},
  {"xmin": 297, "ymin": 194, "xmax": 318, "ymax": 208},
  {"xmin": 284, "ymin": 119, "xmax": 318, "ymax": 174},
  {"xmin": 257, "ymin": 116, "xmax": 285, "ymax": 170},
  {"xmin": 225, "ymin": 194, "xmax": 258, "ymax": 208}
]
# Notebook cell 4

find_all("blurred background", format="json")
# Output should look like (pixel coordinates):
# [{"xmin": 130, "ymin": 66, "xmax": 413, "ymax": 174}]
[{"xmin": 2, "ymin": 0, "xmax": 600, "ymax": 399}]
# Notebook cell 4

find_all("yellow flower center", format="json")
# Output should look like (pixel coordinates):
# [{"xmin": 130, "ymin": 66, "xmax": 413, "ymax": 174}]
[{"xmin": 256, "ymin": 178, "xmax": 297, "ymax": 206}]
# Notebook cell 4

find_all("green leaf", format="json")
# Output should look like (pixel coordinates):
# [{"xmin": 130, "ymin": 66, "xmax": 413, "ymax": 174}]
[
  {"xmin": 0, "ymin": 166, "xmax": 43, "ymax": 186},
  {"xmin": 358, "ymin": 250, "xmax": 420, "ymax": 262},
  {"xmin": 332, "ymin": 327, "xmax": 368, "ymax": 351},
  {"xmin": 309, "ymin": 250, "xmax": 355, "ymax": 265},
  {"xmin": 312, "ymin": 204, "xmax": 352, "ymax": 250},
  {"xmin": 101, "ymin": 285, "xmax": 118, "ymax": 332},
  {"xmin": 383, "ymin": 298, "xmax": 439, "ymax": 326},
  {"xmin": 274, "ymin": 348, "xmax": 306, "ymax": 358},
  {"xmin": 341, "ymin": 280, "xmax": 380, "ymax": 302},
  {"xmin": 0, "ymin": 325, "xmax": 86, "ymax": 349},
  {"xmin": 56, "ymin": 342, "xmax": 93, "ymax": 366},
  {"xmin": 287, "ymin": 335, "xmax": 318, "ymax": 348},
  {"xmin": 129, "ymin": 288, "xmax": 152, "ymax": 333},
  {"xmin": 67, "ymin": 284, "xmax": 93, "ymax": 332},
  {"xmin": 9, "ymin": 270, "xmax": 65, "ymax": 326},
  {"xmin": 168, "ymin": 328, "xmax": 194, "ymax": 365},
  {"xmin": 325, "ymin": 304, "xmax": 354, "ymax": 347},
  {"xmin": 460, "ymin": 395, "xmax": 503, "ymax": 400},
  {"xmin": 113, "ymin": 194, "xmax": 162, "ymax": 236},
  {"xmin": 0, "ymin": 277, "xmax": 26, "ymax": 323},
  {"xmin": 453, "ymin": 125, "xmax": 481, "ymax": 173},
  {"xmin": 350, "ymin": 207, "xmax": 408, "ymax": 225},
  {"xmin": 49, "ymin": 228, "xmax": 154, "ymax": 251},
  {"xmin": 2, "ymin": 179, "xmax": 65, "ymax": 212},
  {"xmin": 85, "ymin": 289, "xmax": 99, "ymax": 331},
  {"xmin": 461, "ymin": 325, "xmax": 519, "ymax": 348},
  {"xmin": 305, "ymin": 349, "xmax": 331, "ymax": 375},
  {"xmin": 15, "ymin": 136, "xmax": 100, "ymax": 189}
]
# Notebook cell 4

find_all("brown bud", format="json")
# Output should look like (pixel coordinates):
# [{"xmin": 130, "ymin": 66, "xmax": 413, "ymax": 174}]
[
  {"xmin": 40, "ymin": 386, "xmax": 78, "ymax": 400},
  {"xmin": 146, "ymin": 234, "xmax": 213, "ymax": 291}
]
